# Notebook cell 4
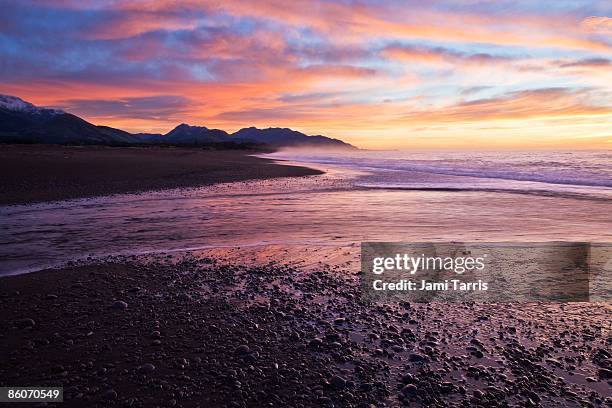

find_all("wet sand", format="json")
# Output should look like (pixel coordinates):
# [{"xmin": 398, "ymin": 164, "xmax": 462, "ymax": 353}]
[
  {"xmin": 0, "ymin": 145, "xmax": 322, "ymax": 205},
  {"xmin": 0, "ymin": 250, "xmax": 610, "ymax": 407}
]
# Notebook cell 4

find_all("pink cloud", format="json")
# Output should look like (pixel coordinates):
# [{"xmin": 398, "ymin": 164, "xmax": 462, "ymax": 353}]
[{"xmin": 582, "ymin": 16, "xmax": 612, "ymax": 34}]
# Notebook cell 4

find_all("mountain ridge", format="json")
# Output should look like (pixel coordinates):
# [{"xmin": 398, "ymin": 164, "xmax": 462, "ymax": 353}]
[{"xmin": 0, "ymin": 95, "xmax": 356, "ymax": 150}]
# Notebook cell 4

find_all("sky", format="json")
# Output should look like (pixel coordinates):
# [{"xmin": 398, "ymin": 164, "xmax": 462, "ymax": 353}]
[{"xmin": 0, "ymin": 0, "xmax": 611, "ymax": 149}]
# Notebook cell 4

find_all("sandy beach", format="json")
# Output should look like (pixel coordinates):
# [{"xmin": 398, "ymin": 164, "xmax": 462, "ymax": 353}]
[{"xmin": 0, "ymin": 145, "xmax": 322, "ymax": 205}]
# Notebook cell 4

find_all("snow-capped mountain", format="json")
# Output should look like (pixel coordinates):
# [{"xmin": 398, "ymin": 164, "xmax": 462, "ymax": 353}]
[
  {"xmin": 0, "ymin": 94, "xmax": 356, "ymax": 149},
  {"xmin": 0, "ymin": 94, "xmax": 64, "ymax": 116},
  {"xmin": 0, "ymin": 94, "xmax": 134, "ymax": 144}
]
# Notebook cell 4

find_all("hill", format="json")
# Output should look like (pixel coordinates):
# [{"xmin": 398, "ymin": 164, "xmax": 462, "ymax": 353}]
[{"xmin": 0, "ymin": 94, "xmax": 356, "ymax": 150}]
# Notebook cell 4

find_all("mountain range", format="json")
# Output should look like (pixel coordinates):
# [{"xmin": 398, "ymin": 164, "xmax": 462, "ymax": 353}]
[{"xmin": 0, "ymin": 95, "xmax": 355, "ymax": 150}]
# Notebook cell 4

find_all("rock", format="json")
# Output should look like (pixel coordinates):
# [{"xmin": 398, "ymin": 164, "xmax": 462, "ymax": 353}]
[
  {"xmin": 401, "ymin": 384, "xmax": 417, "ymax": 396},
  {"xmin": 139, "ymin": 363, "xmax": 156, "ymax": 373},
  {"xmin": 15, "ymin": 318, "xmax": 36, "ymax": 328},
  {"xmin": 330, "ymin": 375, "xmax": 346, "ymax": 389},
  {"xmin": 102, "ymin": 389, "xmax": 117, "ymax": 400},
  {"xmin": 309, "ymin": 338, "xmax": 323, "ymax": 348},
  {"xmin": 408, "ymin": 353, "xmax": 427, "ymax": 362},
  {"xmin": 599, "ymin": 368, "xmax": 612, "ymax": 379},
  {"xmin": 526, "ymin": 391, "xmax": 540, "ymax": 403},
  {"xmin": 236, "ymin": 345, "xmax": 250, "ymax": 355},
  {"xmin": 112, "ymin": 301, "xmax": 128, "ymax": 310},
  {"xmin": 401, "ymin": 373, "xmax": 415, "ymax": 384}
]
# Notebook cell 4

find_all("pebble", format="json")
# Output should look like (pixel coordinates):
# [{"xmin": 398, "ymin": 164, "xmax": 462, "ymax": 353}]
[
  {"xmin": 401, "ymin": 384, "xmax": 418, "ymax": 396},
  {"xmin": 330, "ymin": 375, "xmax": 347, "ymax": 389},
  {"xmin": 112, "ymin": 301, "xmax": 128, "ymax": 310},
  {"xmin": 408, "ymin": 353, "xmax": 427, "ymax": 362},
  {"xmin": 139, "ymin": 363, "xmax": 156, "ymax": 372},
  {"xmin": 102, "ymin": 389, "xmax": 117, "ymax": 400},
  {"xmin": 401, "ymin": 373, "xmax": 415, "ymax": 384},
  {"xmin": 235, "ymin": 345, "xmax": 250, "ymax": 355},
  {"xmin": 15, "ymin": 318, "xmax": 36, "ymax": 328},
  {"xmin": 309, "ymin": 338, "xmax": 323, "ymax": 348}
]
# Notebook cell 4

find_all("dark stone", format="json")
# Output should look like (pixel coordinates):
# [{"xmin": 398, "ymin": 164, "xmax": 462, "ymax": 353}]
[
  {"xmin": 112, "ymin": 301, "xmax": 128, "ymax": 310},
  {"xmin": 236, "ymin": 345, "xmax": 250, "ymax": 355},
  {"xmin": 102, "ymin": 389, "xmax": 117, "ymax": 400},
  {"xmin": 330, "ymin": 375, "xmax": 346, "ymax": 389},
  {"xmin": 139, "ymin": 363, "xmax": 156, "ymax": 372},
  {"xmin": 401, "ymin": 373, "xmax": 415, "ymax": 384},
  {"xmin": 401, "ymin": 384, "xmax": 417, "ymax": 397},
  {"xmin": 309, "ymin": 338, "xmax": 323, "ymax": 348},
  {"xmin": 408, "ymin": 353, "xmax": 427, "ymax": 362},
  {"xmin": 15, "ymin": 318, "xmax": 36, "ymax": 328}
]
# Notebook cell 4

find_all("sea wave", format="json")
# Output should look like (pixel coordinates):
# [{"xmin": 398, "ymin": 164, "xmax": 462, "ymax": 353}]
[
  {"xmin": 355, "ymin": 183, "xmax": 611, "ymax": 202},
  {"xmin": 267, "ymin": 151, "xmax": 612, "ymax": 189}
]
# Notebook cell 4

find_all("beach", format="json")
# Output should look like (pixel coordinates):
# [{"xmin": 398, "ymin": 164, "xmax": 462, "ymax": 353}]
[
  {"xmin": 1, "ymin": 250, "xmax": 610, "ymax": 407},
  {"xmin": 0, "ymin": 145, "xmax": 322, "ymax": 205},
  {"xmin": 3, "ymin": 1, "xmax": 611, "ymax": 406},
  {"xmin": 1, "ymin": 148, "xmax": 611, "ymax": 407}
]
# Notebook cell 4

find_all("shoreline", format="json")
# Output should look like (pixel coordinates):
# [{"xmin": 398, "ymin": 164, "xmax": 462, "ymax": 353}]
[
  {"xmin": 0, "ymin": 144, "xmax": 323, "ymax": 205},
  {"xmin": 1, "ymin": 252, "xmax": 609, "ymax": 407}
]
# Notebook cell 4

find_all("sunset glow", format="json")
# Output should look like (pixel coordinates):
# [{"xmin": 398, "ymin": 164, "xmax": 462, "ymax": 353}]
[{"xmin": 1, "ymin": 0, "xmax": 611, "ymax": 149}]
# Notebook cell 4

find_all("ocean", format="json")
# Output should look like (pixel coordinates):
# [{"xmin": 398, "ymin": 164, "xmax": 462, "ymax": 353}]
[{"xmin": 266, "ymin": 149, "xmax": 612, "ymax": 200}]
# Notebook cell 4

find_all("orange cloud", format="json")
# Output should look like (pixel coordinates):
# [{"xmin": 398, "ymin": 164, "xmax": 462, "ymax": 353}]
[
  {"xmin": 48, "ymin": 0, "xmax": 612, "ymax": 52},
  {"xmin": 85, "ymin": 12, "xmax": 198, "ymax": 40},
  {"xmin": 582, "ymin": 16, "xmax": 612, "ymax": 34},
  {"xmin": 2, "ymin": 1, "xmax": 611, "ymax": 149},
  {"xmin": 395, "ymin": 88, "xmax": 612, "ymax": 124}
]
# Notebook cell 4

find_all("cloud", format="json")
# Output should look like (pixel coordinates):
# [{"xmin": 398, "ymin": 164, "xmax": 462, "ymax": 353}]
[
  {"xmin": 381, "ymin": 45, "xmax": 513, "ymax": 65},
  {"xmin": 396, "ymin": 88, "xmax": 612, "ymax": 124},
  {"xmin": 560, "ymin": 58, "xmax": 611, "ymax": 68},
  {"xmin": 59, "ymin": 95, "xmax": 192, "ymax": 120},
  {"xmin": 581, "ymin": 16, "xmax": 612, "ymax": 34},
  {"xmin": 19, "ymin": 0, "xmax": 609, "ymax": 51},
  {"xmin": 0, "ymin": 0, "xmax": 610, "ymax": 148},
  {"xmin": 460, "ymin": 86, "xmax": 492, "ymax": 95},
  {"xmin": 83, "ymin": 10, "xmax": 200, "ymax": 40},
  {"xmin": 277, "ymin": 91, "xmax": 348, "ymax": 103}
]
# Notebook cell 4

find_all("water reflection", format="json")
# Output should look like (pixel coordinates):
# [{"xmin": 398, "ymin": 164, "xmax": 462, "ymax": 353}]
[{"xmin": 1, "ymin": 164, "xmax": 611, "ymax": 275}]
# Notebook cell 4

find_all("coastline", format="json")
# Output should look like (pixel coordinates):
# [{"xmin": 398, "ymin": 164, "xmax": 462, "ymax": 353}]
[
  {"xmin": 1, "ymin": 146, "xmax": 610, "ymax": 406},
  {"xmin": 1, "ymin": 251, "xmax": 609, "ymax": 407},
  {"xmin": 0, "ymin": 144, "xmax": 323, "ymax": 205}
]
